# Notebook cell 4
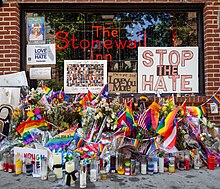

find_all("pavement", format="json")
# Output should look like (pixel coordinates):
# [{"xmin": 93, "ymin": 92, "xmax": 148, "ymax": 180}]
[{"xmin": 0, "ymin": 167, "xmax": 219, "ymax": 189}]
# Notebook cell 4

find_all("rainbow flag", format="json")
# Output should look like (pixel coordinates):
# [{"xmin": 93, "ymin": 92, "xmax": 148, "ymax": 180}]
[
  {"xmin": 199, "ymin": 104, "xmax": 207, "ymax": 115},
  {"xmin": 130, "ymin": 138, "xmax": 139, "ymax": 148},
  {"xmin": 99, "ymin": 137, "xmax": 112, "ymax": 145},
  {"xmin": 126, "ymin": 111, "xmax": 137, "ymax": 128},
  {"xmin": 187, "ymin": 106, "xmax": 202, "ymax": 117},
  {"xmin": 211, "ymin": 94, "xmax": 220, "ymax": 105},
  {"xmin": 22, "ymin": 128, "xmax": 43, "ymax": 145},
  {"xmin": 157, "ymin": 107, "xmax": 180, "ymax": 137},
  {"xmin": 16, "ymin": 119, "xmax": 49, "ymax": 137},
  {"xmin": 46, "ymin": 137, "xmax": 73, "ymax": 151},
  {"xmin": 150, "ymin": 137, "xmax": 160, "ymax": 150}
]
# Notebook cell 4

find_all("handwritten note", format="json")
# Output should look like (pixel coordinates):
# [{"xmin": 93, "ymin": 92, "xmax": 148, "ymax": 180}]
[
  {"xmin": 0, "ymin": 71, "xmax": 28, "ymax": 87},
  {"xmin": 30, "ymin": 67, "xmax": 51, "ymax": 80}
]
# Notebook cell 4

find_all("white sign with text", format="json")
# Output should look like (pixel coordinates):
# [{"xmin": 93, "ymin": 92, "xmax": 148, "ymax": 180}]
[
  {"xmin": 30, "ymin": 67, "xmax": 51, "ymax": 80},
  {"xmin": 138, "ymin": 47, "xmax": 198, "ymax": 94},
  {"xmin": 27, "ymin": 44, "xmax": 56, "ymax": 65}
]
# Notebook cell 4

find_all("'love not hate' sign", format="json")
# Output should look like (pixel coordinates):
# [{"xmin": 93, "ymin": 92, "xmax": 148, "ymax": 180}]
[{"xmin": 138, "ymin": 47, "xmax": 198, "ymax": 94}]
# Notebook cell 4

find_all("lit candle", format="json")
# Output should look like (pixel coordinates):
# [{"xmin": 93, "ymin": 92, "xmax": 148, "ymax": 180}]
[
  {"xmin": 53, "ymin": 153, "xmax": 63, "ymax": 179},
  {"xmin": 65, "ymin": 161, "xmax": 75, "ymax": 186}
]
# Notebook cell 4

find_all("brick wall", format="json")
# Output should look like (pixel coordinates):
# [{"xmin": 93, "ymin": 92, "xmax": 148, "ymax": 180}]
[{"xmin": 0, "ymin": 0, "xmax": 220, "ymax": 123}]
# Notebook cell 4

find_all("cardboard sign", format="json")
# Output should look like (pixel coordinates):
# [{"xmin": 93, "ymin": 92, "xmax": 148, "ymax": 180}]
[
  {"xmin": 13, "ymin": 147, "xmax": 48, "ymax": 177},
  {"xmin": 108, "ymin": 72, "xmax": 137, "ymax": 94},
  {"xmin": 30, "ymin": 67, "xmax": 51, "ymax": 80},
  {"xmin": 27, "ymin": 44, "xmax": 56, "ymax": 65},
  {"xmin": 138, "ymin": 47, "xmax": 199, "ymax": 94},
  {"xmin": 64, "ymin": 60, "xmax": 107, "ymax": 94}
]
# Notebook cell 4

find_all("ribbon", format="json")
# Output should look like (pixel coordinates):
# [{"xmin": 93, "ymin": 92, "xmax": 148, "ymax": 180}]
[
  {"xmin": 53, "ymin": 164, "xmax": 62, "ymax": 169},
  {"xmin": 65, "ymin": 170, "xmax": 78, "ymax": 186}
]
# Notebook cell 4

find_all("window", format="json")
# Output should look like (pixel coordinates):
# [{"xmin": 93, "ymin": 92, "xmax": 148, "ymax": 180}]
[{"xmin": 21, "ymin": 4, "xmax": 204, "ymax": 94}]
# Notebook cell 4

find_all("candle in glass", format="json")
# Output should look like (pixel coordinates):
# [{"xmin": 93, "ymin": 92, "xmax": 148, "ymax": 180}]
[
  {"xmin": 0, "ymin": 153, "xmax": 4, "ymax": 171},
  {"xmin": 41, "ymin": 157, "xmax": 48, "ymax": 180},
  {"xmin": 53, "ymin": 152, "xmax": 63, "ymax": 179},
  {"xmin": 65, "ymin": 160, "xmax": 75, "ymax": 186},
  {"xmin": 80, "ymin": 161, "xmax": 87, "ymax": 188},
  {"xmin": 15, "ymin": 153, "xmax": 22, "ymax": 175}
]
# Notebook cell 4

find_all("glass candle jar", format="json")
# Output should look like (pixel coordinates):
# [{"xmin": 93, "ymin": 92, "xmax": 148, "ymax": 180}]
[
  {"xmin": 0, "ymin": 153, "xmax": 4, "ymax": 171},
  {"xmin": 15, "ymin": 153, "xmax": 22, "ymax": 175},
  {"xmin": 8, "ymin": 152, "xmax": 15, "ymax": 173},
  {"xmin": 158, "ymin": 157, "xmax": 164, "ymax": 173},
  {"xmin": 141, "ymin": 155, "xmax": 147, "ymax": 175},
  {"xmin": 117, "ymin": 153, "xmax": 125, "ymax": 175},
  {"xmin": 53, "ymin": 152, "xmax": 63, "ymax": 179},
  {"xmin": 110, "ymin": 155, "xmax": 116, "ymax": 173},
  {"xmin": 169, "ymin": 154, "xmax": 175, "ymax": 173},
  {"xmin": 80, "ymin": 162, "xmax": 87, "ymax": 189},
  {"xmin": 124, "ymin": 152, "xmax": 131, "ymax": 176},
  {"xmin": 65, "ymin": 160, "xmax": 75, "ymax": 186},
  {"xmin": 184, "ymin": 151, "xmax": 190, "ymax": 170},
  {"xmin": 147, "ymin": 156, "xmax": 154, "ymax": 175},
  {"xmin": 90, "ymin": 159, "xmax": 97, "ymax": 182},
  {"xmin": 41, "ymin": 157, "xmax": 48, "ymax": 180},
  {"xmin": 194, "ymin": 150, "xmax": 200, "ymax": 170},
  {"xmin": 3, "ymin": 153, "xmax": 9, "ymax": 172},
  {"xmin": 25, "ymin": 156, "xmax": 33, "ymax": 176}
]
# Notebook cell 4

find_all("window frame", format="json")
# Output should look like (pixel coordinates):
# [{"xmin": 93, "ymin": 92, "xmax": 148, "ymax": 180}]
[{"xmin": 20, "ymin": 3, "xmax": 204, "ymax": 95}]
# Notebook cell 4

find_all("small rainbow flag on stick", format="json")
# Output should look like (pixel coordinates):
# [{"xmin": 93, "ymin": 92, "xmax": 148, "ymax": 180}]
[
  {"xmin": 211, "ymin": 94, "xmax": 220, "ymax": 105},
  {"xmin": 199, "ymin": 104, "xmax": 207, "ymax": 115},
  {"xmin": 130, "ymin": 138, "xmax": 139, "ymax": 148}
]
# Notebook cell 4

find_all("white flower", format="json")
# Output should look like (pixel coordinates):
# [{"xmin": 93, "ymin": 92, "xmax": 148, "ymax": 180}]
[{"xmin": 111, "ymin": 114, "xmax": 115, "ymax": 119}]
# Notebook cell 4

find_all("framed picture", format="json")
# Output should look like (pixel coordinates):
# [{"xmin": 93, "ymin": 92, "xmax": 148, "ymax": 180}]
[
  {"xmin": 27, "ymin": 17, "xmax": 45, "ymax": 44},
  {"xmin": 64, "ymin": 60, "xmax": 107, "ymax": 94}
]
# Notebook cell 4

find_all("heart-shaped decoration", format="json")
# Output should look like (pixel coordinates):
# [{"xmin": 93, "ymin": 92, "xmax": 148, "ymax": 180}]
[{"xmin": 0, "ymin": 105, "xmax": 13, "ymax": 121}]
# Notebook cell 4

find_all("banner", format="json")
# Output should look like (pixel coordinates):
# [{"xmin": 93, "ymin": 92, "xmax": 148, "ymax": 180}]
[
  {"xmin": 108, "ymin": 72, "xmax": 137, "ymax": 94},
  {"xmin": 138, "ymin": 47, "xmax": 198, "ymax": 94},
  {"xmin": 64, "ymin": 60, "xmax": 107, "ymax": 94},
  {"xmin": 13, "ymin": 147, "xmax": 48, "ymax": 177},
  {"xmin": 27, "ymin": 44, "xmax": 56, "ymax": 65}
]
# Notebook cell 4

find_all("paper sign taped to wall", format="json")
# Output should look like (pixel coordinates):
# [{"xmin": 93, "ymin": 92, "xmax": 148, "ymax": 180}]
[
  {"xmin": 30, "ymin": 67, "xmax": 51, "ymax": 80},
  {"xmin": 0, "ymin": 88, "xmax": 21, "ymax": 108},
  {"xmin": 0, "ymin": 71, "xmax": 28, "ymax": 87}
]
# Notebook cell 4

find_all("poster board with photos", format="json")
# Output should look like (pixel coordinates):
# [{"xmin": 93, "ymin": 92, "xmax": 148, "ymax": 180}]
[
  {"xmin": 27, "ymin": 17, "xmax": 45, "ymax": 44},
  {"xmin": 64, "ymin": 60, "xmax": 107, "ymax": 94},
  {"xmin": 108, "ymin": 72, "xmax": 137, "ymax": 94}
]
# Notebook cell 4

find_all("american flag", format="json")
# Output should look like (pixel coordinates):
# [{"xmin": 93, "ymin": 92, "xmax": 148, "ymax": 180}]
[{"xmin": 137, "ymin": 109, "xmax": 151, "ymax": 130}]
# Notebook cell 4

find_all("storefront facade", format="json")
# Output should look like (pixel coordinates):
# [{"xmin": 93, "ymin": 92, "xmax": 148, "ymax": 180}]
[{"xmin": 0, "ymin": 0, "xmax": 220, "ymax": 123}]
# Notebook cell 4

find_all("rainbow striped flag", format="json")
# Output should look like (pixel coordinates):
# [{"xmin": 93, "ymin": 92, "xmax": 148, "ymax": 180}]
[
  {"xmin": 211, "ymin": 94, "xmax": 220, "ymax": 105},
  {"xmin": 199, "ymin": 104, "xmax": 207, "ymax": 115},
  {"xmin": 130, "ymin": 138, "xmax": 139, "ymax": 148},
  {"xmin": 150, "ymin": 137, "xmax": 160, "ymax": 150},
  {"xmin": 16, "ymin": 119, "xmax": 49, "ymax": 137},
  {"xmin": 157, "ymin": 107, "xmax": 180, "ymax": 137}
]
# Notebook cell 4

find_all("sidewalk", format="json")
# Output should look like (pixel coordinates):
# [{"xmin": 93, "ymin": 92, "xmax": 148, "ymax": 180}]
[{"xmin": 0, "ymin": 168, "xmax": 219, "ymax": 189}]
